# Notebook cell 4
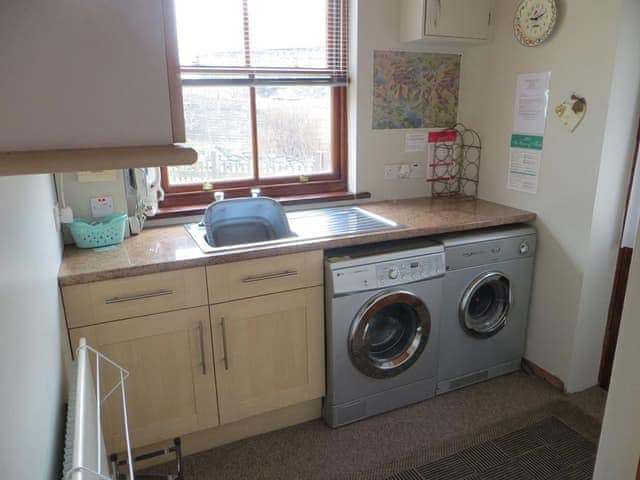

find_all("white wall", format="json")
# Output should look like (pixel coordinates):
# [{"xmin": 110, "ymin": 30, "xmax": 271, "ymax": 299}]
[
  {"xmin": 0, "ymin": 174, "xmax": 67, "ymax": 479},
  {"xmin": 350, "ymin": 0, "xmax": 461, "ymax": 200},
  {"xmin": 0, "ymin": 0, "xmax": 173, "ymax": 150},
  {"xmin": 593, "ymin": 0, "xmax": 640, "ymax": 471},
  {"xmin": 0, "ymin": 2, "xmax": 163, "ymax": 473},
  {"xmin": 458, "ymin": 0, "xmax": 637, "ymax": 392},
  {"xmin": 593, "ymin": 227, "xmax": 640, "ymax": 478},
  {"xmin": 568, "ymin": 0, "xmax": 640, "ymax": 392},
  {"xmin": 56, "ymin": 171, "xmax": 129, "ymax": 243}
]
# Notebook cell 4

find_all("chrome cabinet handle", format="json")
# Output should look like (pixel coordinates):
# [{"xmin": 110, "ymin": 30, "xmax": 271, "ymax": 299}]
[
  {"xmin": 198, "ymin": 321, "xmax": 206, "ymax": 375},
  {"xmin": 220, "ymin": 317, "xmax": 229, "ymax": 371},
  {"xmin": 241, "ymin": 269, "xmax": 298, "ymax": 283},
  {"xmin": 104, "ymin": 289, "xmax": 174, "ymax": 304}
]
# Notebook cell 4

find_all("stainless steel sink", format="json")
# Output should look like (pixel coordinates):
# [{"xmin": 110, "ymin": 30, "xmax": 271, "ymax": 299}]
[
  {"xmin": 185, "ymin": 201, "xmax": 401, "ymax": 253},
  {"xmin": 287, "ymin": 206, "xmax": 400, "ymax": 238}
]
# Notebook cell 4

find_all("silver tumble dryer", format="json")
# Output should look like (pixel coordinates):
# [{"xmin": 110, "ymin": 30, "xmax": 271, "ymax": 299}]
[
  {"xmin": 434, "ymin": 224, "xmax": 537, "ymax": 395},
  {"xmin": 324, "ymin": 240, "xmax": 445, "ymax": 427}
]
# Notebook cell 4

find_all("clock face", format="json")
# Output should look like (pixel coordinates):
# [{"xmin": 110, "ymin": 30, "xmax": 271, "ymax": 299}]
[{"xmin": 514, "ymin": 0, "xmax": 558, "ymax": 47}]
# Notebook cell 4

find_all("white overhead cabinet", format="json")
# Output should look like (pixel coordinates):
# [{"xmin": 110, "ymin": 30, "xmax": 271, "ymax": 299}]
[
  {"xmin": 400, "ymin": 0, "xmax": 494, "ymax": 42},
  {"xmin": 0, "ymin": 0, "xmax": 194, "ymax": 175}
]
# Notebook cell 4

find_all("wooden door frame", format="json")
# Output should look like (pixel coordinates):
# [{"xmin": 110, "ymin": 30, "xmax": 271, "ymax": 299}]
[{"xmin": 598, "ymin": 118, "xmax": 640, "ymax": 389}]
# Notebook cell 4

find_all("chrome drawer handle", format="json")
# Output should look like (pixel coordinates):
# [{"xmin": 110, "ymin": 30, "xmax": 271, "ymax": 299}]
[
  {"xmin": 241, "ymin": 269, "xmax": 299, "ymax": 283},
  {"xmin": 220, "ymin": 317, "xmax": 230, "ymax": 371},
  {"xmin": 198, "ymin": 321, "xmax": 206, "ymax": 376},
  {"xmin": 104, "ymin": 289, "xmax": 174, "ymax": 304}
]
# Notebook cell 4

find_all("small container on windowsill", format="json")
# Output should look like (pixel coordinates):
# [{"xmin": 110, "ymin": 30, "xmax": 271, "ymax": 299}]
[{"xmin": 214, "ymin": 191, "xmax": 224, "ymax": 202}]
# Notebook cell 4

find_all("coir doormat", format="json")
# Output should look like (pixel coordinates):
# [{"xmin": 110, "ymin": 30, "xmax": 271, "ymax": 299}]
[{"xmin": 345, "ymin": 401, "xmax": 601, "ymax": 480}]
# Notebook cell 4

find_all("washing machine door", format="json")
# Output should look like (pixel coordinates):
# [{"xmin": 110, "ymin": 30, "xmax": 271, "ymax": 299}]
[
  {"xmin": 348, "ymin": 290, "xmax": 431, "ymax": 379},
  {"xmin": 459, "ymin": 272, "xmax": 512, "ymax": 337}
]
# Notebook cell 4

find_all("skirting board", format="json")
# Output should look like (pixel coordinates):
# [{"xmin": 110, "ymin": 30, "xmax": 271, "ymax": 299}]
[
  {"xmin": 522, "ymin": 358, "xmax": 566, "ymax": 392},
  {"xmin": 129, "ymin": 398, "xmax": 322, "ymax": 470}
]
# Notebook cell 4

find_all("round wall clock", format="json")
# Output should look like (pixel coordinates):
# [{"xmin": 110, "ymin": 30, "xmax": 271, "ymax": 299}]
[{"xmin": 514, "ymin": 0, "xmax": 558, "ymax": 47}]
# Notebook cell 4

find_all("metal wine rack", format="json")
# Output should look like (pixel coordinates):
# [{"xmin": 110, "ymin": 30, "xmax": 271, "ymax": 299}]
[{"xmin": 429, "ymin": 123, "xmax": 481, "ymax": 199}]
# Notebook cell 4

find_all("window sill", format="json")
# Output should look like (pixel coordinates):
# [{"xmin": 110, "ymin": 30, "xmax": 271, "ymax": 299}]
[{"xmin": 154, "ymin": 191, "xmax": 372, "ymax": 219}]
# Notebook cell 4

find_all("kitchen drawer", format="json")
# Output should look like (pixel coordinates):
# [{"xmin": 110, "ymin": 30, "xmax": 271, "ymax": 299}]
[
  {"xmin": 206, "ymin": 251, "xmax": 323, "ymax": 304},
  {"xmin": 62, "ymin": 267, "xmax": 207, "ymax": 328}
]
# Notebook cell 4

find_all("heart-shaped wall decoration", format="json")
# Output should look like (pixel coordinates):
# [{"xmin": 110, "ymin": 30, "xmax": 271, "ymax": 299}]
[{"xmin": 555, "ymin": 94, "xmax": 587, "ymax": 132}]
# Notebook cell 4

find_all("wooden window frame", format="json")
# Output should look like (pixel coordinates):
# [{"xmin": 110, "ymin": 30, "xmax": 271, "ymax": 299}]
[{"xmin": 159, "ymin": 0, "xmax": 348, "ymax": 210}]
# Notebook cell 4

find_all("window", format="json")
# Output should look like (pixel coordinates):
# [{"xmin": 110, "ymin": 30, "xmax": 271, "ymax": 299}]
[{"xmin": 161, "ymin": 0, "xmax": 349, "ymax": 209}]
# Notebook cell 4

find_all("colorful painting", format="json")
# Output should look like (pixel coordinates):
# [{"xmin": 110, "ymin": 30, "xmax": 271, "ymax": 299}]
[{"xmin": 372, "ymin": 51, "xmax": 461, "ymax": 130}]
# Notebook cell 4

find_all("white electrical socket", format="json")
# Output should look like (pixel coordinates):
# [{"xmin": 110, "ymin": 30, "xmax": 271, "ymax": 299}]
[
  {"xmin": 60, "ymin": 206, "xmax": 74, "ymax": 223},
  {"xmin": 384, "ymin": 164, "xmax": 401, "ymax": 180},
  {"xmin": 53, "ymin": 205, "xmax": 75, "ymax": 231},
  {"xmin": 90, "ymin": 195, "xmax": 114, "ymax": 218}
]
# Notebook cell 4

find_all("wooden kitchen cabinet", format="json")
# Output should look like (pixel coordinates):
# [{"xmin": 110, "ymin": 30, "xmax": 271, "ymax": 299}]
[
  {"xmin": 63, "ymin": 250, "xmax": 326, "ymax": 452},
  {"xmin": 400, "ymin": 0, "xmax": 494, "ymax": 42},
  {"xmin": 210, "ymin": 287, "xmax": 325, "ymax": 424},
  {"xmin": 69, "ymin": 306, "xmax": 219, "ymax": 451}
]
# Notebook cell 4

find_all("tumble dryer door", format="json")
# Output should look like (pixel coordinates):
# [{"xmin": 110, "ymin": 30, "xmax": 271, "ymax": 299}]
[
  {"xmin": 459, "ymin": 272, "xmax": 512, "ymax": 337},
  {"xmin": 349, "ymin": 290, "xmax": 431, "ymax": 379}
]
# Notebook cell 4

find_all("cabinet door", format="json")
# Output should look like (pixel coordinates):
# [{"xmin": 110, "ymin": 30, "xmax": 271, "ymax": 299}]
[
  {"xmin": 425, "ymin": 0, "xmax": 493, "ymax": 40},
  {"xmin": 210, "ymin": 287, "xmax": 325, "ymax": 424},
  {"xmin": 69, "ymin": 306, "xmax": 219, "ymax": 451}
]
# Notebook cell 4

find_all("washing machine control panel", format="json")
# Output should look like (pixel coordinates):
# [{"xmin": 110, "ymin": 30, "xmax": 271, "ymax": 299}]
[
  {"xmin": 331, "ymin": 252, "xmax": 445, "ymax": 295},
  {"xmin": 375, "ymin": 254, "xmax": 446, "ymax": 287}
]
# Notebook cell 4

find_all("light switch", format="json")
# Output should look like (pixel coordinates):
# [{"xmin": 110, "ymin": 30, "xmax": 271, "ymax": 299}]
[
  {"xmin": 90, "ymin": 195, "xmax": 114, "ymax": 218},
  {"xmin": 409, "ymin": 162, "xmax": 427, "ymax": 179}
]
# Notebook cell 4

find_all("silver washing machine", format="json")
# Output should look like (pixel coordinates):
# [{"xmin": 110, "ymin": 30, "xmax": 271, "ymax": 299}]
[
  {"xmin": 324, "ymin": 240, "xmax": 446, "ymax": 427},
  {"xmin": 433, "ymin": 224, "xmax": 537, "ymax": 395}
]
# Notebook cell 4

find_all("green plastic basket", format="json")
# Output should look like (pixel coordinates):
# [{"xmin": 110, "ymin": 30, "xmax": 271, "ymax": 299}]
[{"xmin": 68, "ymin": 213, "xmax": 128, "ymax": 249}]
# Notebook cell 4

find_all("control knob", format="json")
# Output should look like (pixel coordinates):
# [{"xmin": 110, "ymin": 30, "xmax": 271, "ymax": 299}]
[
  {"xmin": 519, "ymin": 241, "xmax": 530, "ymax": 255},
  {"xmin": 387, "ymin": 267, "xmax": 400, "ymax": 280}
]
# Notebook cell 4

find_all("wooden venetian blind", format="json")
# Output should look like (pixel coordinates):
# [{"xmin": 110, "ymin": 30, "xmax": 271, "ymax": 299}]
[{"xmin": 174, "ymin": 0, "xmax": 349, "ymax": 87}]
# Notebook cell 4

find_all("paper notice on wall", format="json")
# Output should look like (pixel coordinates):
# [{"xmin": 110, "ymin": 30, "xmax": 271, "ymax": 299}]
[
  {"xmin": 404, "ymin": 131, "xmax": 428, "ymax": 152},
  {"xmin": 514, "ymin": 72, "xmax": 551, "ymax": 135},
  {"xmin": 508, "ymin": 134, "xmax": 543, "ymax": 194},
  {"xmin": 426, "ymin": 130, "xmax": 457, "ymax": 181}
]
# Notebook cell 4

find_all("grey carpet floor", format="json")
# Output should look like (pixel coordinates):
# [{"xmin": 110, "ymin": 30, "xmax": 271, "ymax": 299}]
[{"xmin": 146, "ymin": 372, "xmax": 607, "ymax": 480}]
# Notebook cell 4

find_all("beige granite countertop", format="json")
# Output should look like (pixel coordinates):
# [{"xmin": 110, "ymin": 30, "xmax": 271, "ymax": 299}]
[{"xmin": 59, "ymin": 197, "xmax": 536, "ymax": 286}]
